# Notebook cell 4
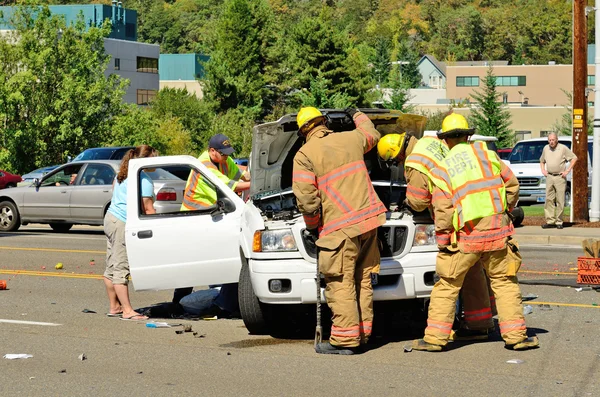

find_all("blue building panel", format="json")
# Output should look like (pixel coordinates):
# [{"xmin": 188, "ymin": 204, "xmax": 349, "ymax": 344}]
[
  {"xmin": 159, "ymin": 54, "xmax": 209, "ymax": 80},
  {"xmin": 0, "ymin": 4, "xmax": 137, "ymax": 41}
]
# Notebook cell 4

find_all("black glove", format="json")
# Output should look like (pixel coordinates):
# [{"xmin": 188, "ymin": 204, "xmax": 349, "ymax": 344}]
[
  {"xmin": 303, "ymin": 228, "xmax": 319, "ymax": 250},
  {"xmin": 344, "ymin": 108, "xmax": 360, "ymax": 118}
]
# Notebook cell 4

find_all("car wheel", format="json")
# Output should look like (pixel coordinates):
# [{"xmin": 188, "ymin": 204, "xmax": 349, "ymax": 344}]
[
  {"xmin": 0, "ymin": 201, "xmax": 20, "ymax": 231},
  {"xmin": 49, "ymin": 223, "xmax": 73, "ymax": 233},
  {"xmin": 239, "ymin": 259, "xmax": 273, "ymax": 335},
  {"xmin": 510, "ymin": 206, "xmax": 524, "ymax": 227}
]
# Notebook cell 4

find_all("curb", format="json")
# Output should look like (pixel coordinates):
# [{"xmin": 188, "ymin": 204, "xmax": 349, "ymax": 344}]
[{"xmin": 516, "ymin": 234, "xmax": 584, "ymax": 247}]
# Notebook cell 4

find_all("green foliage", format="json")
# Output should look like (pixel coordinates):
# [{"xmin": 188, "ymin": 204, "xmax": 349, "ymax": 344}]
[
  {"xmin": 397, "ymin": 42, "xmax": 422, "ymax": 89},
  {"xmin": 0, "ymin": 7, "xmax": 127, "ymax": 173},
  {"xmin": 468, "ymin": 67, "xmax": 514, "ymax": 148},
  {"xmin": 207, "ymin": 108, "xmax": 255, "ymax": 156},
  {"xmin": 295, "ymin": 75, "xmax": 353, "ymax": 109},
  {"xmin": 371, "ymin": 37, "xmax": 392, "ymax": 86},
  {"xmin": 551, "ymin": 90, "xmax": 594, "ymax": 136},
  {"xmin": 419, "ymin": 108, "xmax": 452, "ymax": 132}
]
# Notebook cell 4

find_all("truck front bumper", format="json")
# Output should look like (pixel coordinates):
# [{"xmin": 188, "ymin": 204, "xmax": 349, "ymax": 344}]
[{"xmin": 249, "ymin": 251, "xmax": 437, "ymax": 304}]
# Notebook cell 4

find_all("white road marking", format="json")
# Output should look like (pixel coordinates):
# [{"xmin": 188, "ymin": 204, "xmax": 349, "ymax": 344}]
[{"xmin": 0, "ymin": 319, "xmax": 62, "ymax": 326}]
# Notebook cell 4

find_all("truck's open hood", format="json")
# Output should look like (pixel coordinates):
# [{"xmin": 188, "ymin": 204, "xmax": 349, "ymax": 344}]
[{"xmin": 249, "ymin": 109, "xmax": 427, "ymax": 197}]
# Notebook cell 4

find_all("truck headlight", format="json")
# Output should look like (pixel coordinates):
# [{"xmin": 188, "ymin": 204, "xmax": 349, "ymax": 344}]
[
  {"xmin": 413, "ymin": 224, "xmax": 436, "ymax": 246},
  {"xmin": 540, "ymin": 177, "xmax": 546, "ymax": 185},
  {"xmin": 253, "ymin": 229, "xmax": 298, "ymax": 252}
]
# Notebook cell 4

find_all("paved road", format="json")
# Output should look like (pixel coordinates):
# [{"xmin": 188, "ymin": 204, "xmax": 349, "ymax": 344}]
[{"xmin": 1, "ymin": 226, "xmax": 599, "ymax": 396}]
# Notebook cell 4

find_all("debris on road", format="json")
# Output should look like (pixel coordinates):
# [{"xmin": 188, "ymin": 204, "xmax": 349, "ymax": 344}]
[
  {"xmin": 175, "ymin": 330, "xmax": 184, "ymax": 335},
  {"xmin": 506, "ymin": 359, "xmax": 524, "ymax": 364},
  {"xmin": 55, "ymin": 263, "xmax": 63, "ymax": 270},
  {"xmin": 403, "ymin": 346, "xmax": 413, "ymax": 352},
  {"xmin": 81, "ymin": 309, "xmax": 96, "ymax": 314},
  {"xmin": 193, "ymin": 332, "xmax": 206, "ymax": 338},
  {"xmin": 183, "ymin": 325, "xmax": 193, "ymax": 333},
  {"xmin": 0, "ymin": 279, "xmax": 7, "ymax": 290},
  {"xmin": 203, "ymin": 316, "xmax": 217, "ymax": 321},
  {"xmin": 78, "ymin": 353, "xmax": 86, "ymax": 361},
  {"xmin": 59, "ymin": 369, "xmax": 67, "ymax": 374},
  {"xmin": 146, "ymin": 322, "xmax": 171, "ymax": 328},
  {"xmin": 539, "ymin": 304, "xmax": 553, "ymax": 311},
  {"xmin": 523, "ymin": 305, "xmax": 533, "ymax": 315},
  {"xmin": 575, "ymin": 287, "xmax": 592, "ymax": 292},
  {"xmin": 4, "ymin": 354, "xmax": 33, "ymax": 360},
  {"xmin": 227, "ymin": 352, "xmax": 231, "ymax": 356},
  {"xmin": 523, "ymin": 293, "xmax": 538, "ymax": 301}
]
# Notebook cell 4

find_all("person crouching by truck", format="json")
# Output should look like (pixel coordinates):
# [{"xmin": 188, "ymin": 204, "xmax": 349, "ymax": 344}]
[{"xmin": 172, "ymin": 134, "xmax": 251, "ymax": 316}]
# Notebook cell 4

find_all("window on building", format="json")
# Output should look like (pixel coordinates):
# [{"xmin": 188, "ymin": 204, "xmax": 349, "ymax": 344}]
[
  {"xmin": 456, "ymin": 76, "xmax": 479, "ymax": 87},
  {"xmin": 136, "ymin": 57, "xmax": 158, "ymax": 74},
  {"xmin": 495, "ymin": 76, "xmax": 526, "ymax": 86},
  {"xmin": 429, "ymin": 75, "xmax": 441, "ymax": 89},
  {"xmin": 588, "ymin": 75, "xmax": 595, "ymax": 85},
  {"xmin": 137, "ymin": 89, "xmax": 157, "ymax": 105},
  {"xmin": 539, "ymin": 131, "xmax": 552, "ymax": 138},
  {"xmin": 114, "ymin": 58, "xmax": 120, "ymax": 71},
  {"xmin": 515, "ymin": 131, "xmax": 532, "ymax": 142}
]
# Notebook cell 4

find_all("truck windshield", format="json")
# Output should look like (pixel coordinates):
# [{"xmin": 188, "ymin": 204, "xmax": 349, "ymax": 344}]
[{"xmin": 508, "ymin": 140, "xmax": 571, "ymax": 164}]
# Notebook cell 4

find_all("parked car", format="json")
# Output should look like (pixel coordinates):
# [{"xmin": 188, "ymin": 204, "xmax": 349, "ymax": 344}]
[
  {"xmin": 0, "ymin": 170, "xmax": 22, "ymax": 189},
  {"xmin": 497, "ymin": 148, "xmax": 512, "ymax": 160},
  {"xmin": 125, "ymin": 109, "xmax": 441, "ymax": 335},
  {"xmin": 0, "ymin": 160, "xmax": 184, "ymax": 232},
  {"xmin": 234, "ymin": 158, "xmax": 249, "ymax": 167},
  {"xmin": 18, "ymin": 165, "xmax": 59, "ymax": 187},
  {"xmin": 72, "ymin": 146, "xmax": 135, "ymax": 162},
  {"xmin": 506, "ymin": 137, "xmax": 593, "ymax": 206}
]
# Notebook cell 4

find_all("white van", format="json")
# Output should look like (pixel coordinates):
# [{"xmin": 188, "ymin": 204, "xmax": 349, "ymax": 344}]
[{"xmin": 505, "ymin": 137, "xmax": 593, "ymax": 205}]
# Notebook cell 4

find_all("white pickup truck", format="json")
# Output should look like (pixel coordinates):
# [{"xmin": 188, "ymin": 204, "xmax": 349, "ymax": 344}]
[{"xmin": 125, "ymin": 109, "xmax": 438, "ymax": 335}]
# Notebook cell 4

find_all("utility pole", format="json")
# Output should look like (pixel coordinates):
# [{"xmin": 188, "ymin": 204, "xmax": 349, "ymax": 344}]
[
  {"xmin": 591, "ymin": 0, "xmax": 600, "ymax": 222},
  {"xmin": 573, "ymin": 0, "xmax": 589, "ymax": 222}
]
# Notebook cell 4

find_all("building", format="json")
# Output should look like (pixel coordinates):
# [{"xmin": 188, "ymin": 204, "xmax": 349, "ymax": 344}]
[
  {"xmin": 0, "ymin": 3, "xmax": 159, "ymax": 105},
  {"xmin": 412, "ymin": 52, "xmax": 597, "ymax": 141},
  {"xmin": 159, "ymin": 53, "xmax": 209, "ymax": 99}
]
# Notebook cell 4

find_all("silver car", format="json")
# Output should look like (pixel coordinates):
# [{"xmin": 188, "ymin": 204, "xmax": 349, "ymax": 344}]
[{"xmin": 0, "ymin": 160, "xmax": 185, "ymax": 232}]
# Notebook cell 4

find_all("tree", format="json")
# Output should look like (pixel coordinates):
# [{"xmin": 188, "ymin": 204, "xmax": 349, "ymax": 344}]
[
  {"xmin": 382, "ymin": 67, "xmax": 414, "ymax": 113},
  {"xmin": 203, "ymin": 0, "xmax": 272, "ymax": 114},
  {"xmin": 551, "ymin": 89, "xmax": 594, "ymax": 136},
  {"xmin": 0, "ymin": 7, "xmax": 128, "ymax": 173},
  {"xmin": 397, "ymin": 41, "xmax": 422, "ymax": 88},
  {"xmin": 295, "ymin": 74, "xmax": 353, "ymax": 109},
  {"xmin": 371, "ymin": 37, "xmax": 392, "ymax": 87},
  {"xmin": 468, "ymin": 67, "xmax": 514, "ymax": 148}
]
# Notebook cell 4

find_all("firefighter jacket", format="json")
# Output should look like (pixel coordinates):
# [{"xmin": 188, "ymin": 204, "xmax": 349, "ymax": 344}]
[
  {"xmin": 404, "ymin": 136, "xmax": 448, "ymax": 212},
  {"xmin": 292, "ymin": 112, "xmax": 386, "ymax": 238},
  {"xmin": 180, "ymin": 150, "xmax": 242, "ymax": 211},
  {"xmin": 430, "ymin": 141, "xmax": 519, "ymax": 252}
]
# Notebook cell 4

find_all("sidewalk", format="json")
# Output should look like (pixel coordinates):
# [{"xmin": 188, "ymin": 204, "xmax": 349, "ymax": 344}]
[{"xmin": 515, "ymin": 225, "xmax": 599, "ymax": 247}]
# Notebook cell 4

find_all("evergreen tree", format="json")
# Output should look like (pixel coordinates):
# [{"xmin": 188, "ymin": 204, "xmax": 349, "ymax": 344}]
[
  {"xmin": 398, "ymin": 42, "xmax": 422, "ymax": 89},
  {"xmin": 383, "ymin": 67, "xmax": 414, "ymax": 113},
  {"xmin": 203, "ymin": 0, "xmax": 272, "ymax": 115},
  {"xmin": 469, "ymin": 67, "xmax": 514, "ymax": 148},
  {"xmin": 371, "ymin": 37, "xmax": 391, "ymax": 87}
]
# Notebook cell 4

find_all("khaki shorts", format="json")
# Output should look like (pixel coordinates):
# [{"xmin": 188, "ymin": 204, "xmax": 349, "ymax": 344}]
[{"xmin": 103, "ymin": 212, "xmax": 129, "ymax": 285}]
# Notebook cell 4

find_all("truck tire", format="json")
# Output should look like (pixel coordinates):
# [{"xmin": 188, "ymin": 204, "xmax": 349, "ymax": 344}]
[
  {"xmin": 239, "ymin": 261, "xmax": 272, "ymax": 335},
  {"xmin": 0, "ymin": 201, "xmax": 20, "ymax": 231},
  {"xmin": 49, "ymin": 223, "xmax": 73, "ymax": 233}
]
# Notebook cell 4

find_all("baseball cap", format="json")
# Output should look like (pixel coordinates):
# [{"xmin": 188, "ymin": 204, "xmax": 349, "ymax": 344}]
[{"xmin": 209, "ymin": 134, "xmax": 235, "ymax": 156}]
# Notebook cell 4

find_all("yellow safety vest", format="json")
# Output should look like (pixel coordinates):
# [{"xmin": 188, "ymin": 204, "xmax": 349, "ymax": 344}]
[
  {"xmin": 430, "ymin": 141, "xmax": 507, "ymax": 231},
  {"xmin": 180, "ymin": 151, "xmax": 242, "ymax": 211},
  {"xmin": 404, "ymin": 136, "xmax": 449, "ymax": 192}
]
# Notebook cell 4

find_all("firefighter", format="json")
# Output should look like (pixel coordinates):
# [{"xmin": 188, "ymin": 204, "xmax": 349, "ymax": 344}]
[
  {"xmin": 378, "ymin": 131, "xmax": 494, "ymax": 339},
  {"xmin": 292, "ymin": 107, "xmax": 386, "ymax": 355},
  {"xmin": 411, "ymin": 113, "xmax": 538, "ymax": 352}
]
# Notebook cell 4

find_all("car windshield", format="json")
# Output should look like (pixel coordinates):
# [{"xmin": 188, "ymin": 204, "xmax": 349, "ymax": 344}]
[
  {"xmin": 73, "ymin": 148, "xmax": 115, "ymax": 161},
  {"xmin": 144, "ymin": 168, "xmax": 180, "ymax": 181},
  {"xmin": 508, "ymin": 140, "xmax": 571, "ymax": 164}
]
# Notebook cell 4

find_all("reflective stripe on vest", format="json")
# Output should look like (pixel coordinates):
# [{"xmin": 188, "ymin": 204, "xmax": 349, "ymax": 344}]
[
  {"xmin": 404, "ymin": 136, "xmax": 448, "ymax": 179},
  {"xmin": 430, "ymin": 142, "xmax": 507, "ymax": 231}
]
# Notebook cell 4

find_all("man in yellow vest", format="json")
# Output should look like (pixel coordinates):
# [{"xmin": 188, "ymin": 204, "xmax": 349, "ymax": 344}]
[
  {"xmin": 411, "ymin": 114, "xmax": 539, "ymax": 352},
  {"xmin": 180, "ymin": 133, "xmax": 251, "ymax": 211},
  {"xmin": 292, "ymin": 107, "xmax": 386, "ymax": 355},
  {"xmin": 377, "ymin": 130, "xmax": 494, "ymax": 340},
  {"xmin": 173, "ymin": 134, "xmax": 251, "ymax": 313}
]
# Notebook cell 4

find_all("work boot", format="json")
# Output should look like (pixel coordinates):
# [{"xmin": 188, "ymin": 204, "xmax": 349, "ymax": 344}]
[
  {"xmin": 315, "ymin": 342, "xmax": 357, "ymax": 355},
  {"xmin": 411, "ymin": 339, "xmax": 443, "ymax": 352},
  {"xmin": 450, "ymin": 328, "xmax": 489, "ymax": 341},
  {"xmin": 541, "ymin": 224, "xmax": 556, "ymax": 229},
  {"xmin": 506, "ymin": 336, "xmax": 540, "ymax": 351}
]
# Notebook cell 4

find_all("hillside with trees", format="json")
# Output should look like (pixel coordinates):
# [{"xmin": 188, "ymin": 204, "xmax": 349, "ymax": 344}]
[{"xmin": 0, "ymin": 1, "xmax": 589, "ymax": 171}]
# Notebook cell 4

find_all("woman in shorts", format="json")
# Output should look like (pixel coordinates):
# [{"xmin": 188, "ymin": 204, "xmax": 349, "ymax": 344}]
[{"xmin": 103, "ymin": 145, "xmax": 157, "ymax": 320}]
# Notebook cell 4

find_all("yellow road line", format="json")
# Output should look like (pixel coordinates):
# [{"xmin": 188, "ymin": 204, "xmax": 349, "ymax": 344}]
[
  {"xmin": 521, "ymin": 270, "xmax": 577, "ymax": 276},
  {"xmin": 0, "ymin": 246, "xmax": 104, "ymax": 254},
  {"xmin": 0, "ymin": 270, "xmax": 102, "ymax": 280},
  {"xmin": 528, "ymin": 301, "xmax": 600, "ymax": 309}
]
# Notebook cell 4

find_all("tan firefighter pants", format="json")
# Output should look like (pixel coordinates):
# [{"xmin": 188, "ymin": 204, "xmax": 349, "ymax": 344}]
[
  {"xmin": 317, "ymin": 228, "xmax": 379, "ymax": 348},
  {"xmin": 545, "ymin": 174, "xmax": 567, "ymax": 226},
  {"xmin": 424, "ymin": 242, "xmax": 527, "ymax": 346},
  {"xmin": 461, "ymin": 263, "xmax": 493, "ymax": 330}
]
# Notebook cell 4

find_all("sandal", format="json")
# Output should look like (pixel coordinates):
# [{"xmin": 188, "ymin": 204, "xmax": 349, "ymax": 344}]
[
  {"xmin": 120, "ymin": 314, "xmax": 149, "ymax": 321},
  {"xmin": 106, "ymin": 312, "xmax": 123, "ymax": 318}
]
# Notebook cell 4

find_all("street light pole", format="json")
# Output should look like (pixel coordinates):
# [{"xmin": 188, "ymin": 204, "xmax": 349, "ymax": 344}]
[{"xmin": 573, "ymin": 0, "xmax": 589, "ymax": 222}]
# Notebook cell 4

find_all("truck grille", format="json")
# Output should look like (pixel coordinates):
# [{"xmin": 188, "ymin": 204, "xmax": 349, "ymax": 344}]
[
  {"xmin": 517, "ymin": 177, "xmax": 540, "ymax": 187},
  {"xmin": 302, "ymin": 226, "xmax": 408, "ymax": 259}
]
